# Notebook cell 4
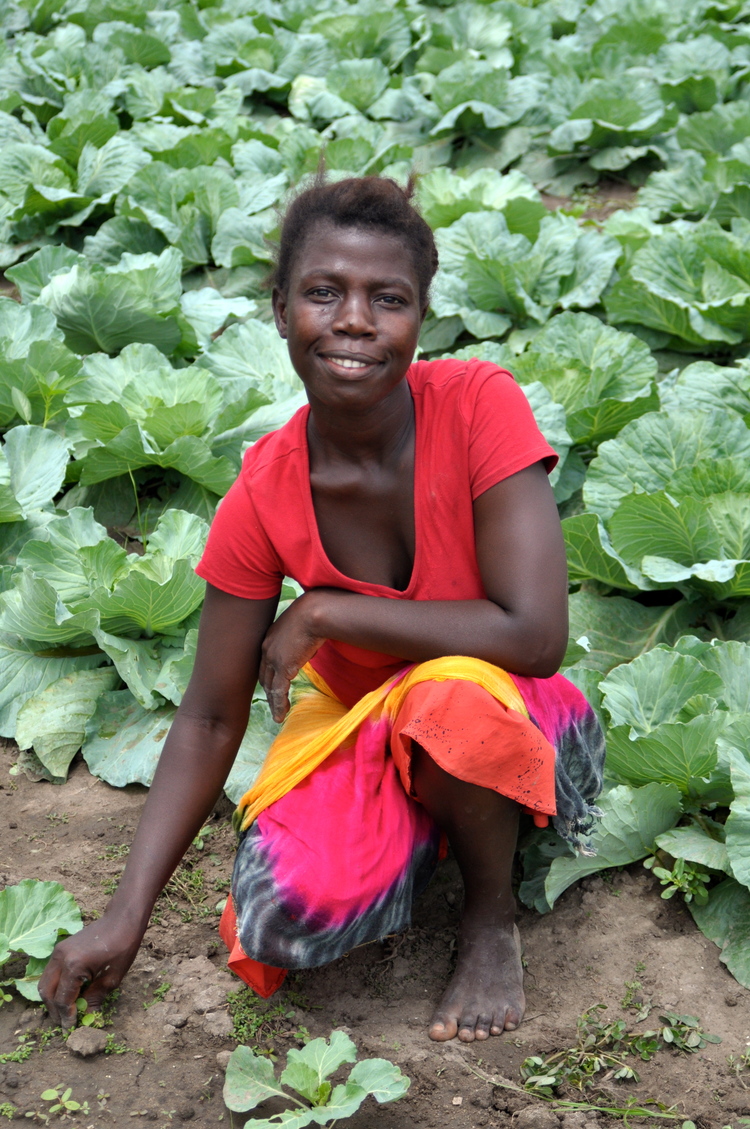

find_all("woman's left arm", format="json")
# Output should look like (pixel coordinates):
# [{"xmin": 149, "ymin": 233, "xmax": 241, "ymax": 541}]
[{"xmin": 260, "ymin": 461, "xmax": 568, "ymax": 722}]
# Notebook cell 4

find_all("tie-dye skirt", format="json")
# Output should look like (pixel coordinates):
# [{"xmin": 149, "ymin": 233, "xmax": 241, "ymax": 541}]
[{"xmin": 219, "ymin": 658, "xmax": 605, "ymax": 998}]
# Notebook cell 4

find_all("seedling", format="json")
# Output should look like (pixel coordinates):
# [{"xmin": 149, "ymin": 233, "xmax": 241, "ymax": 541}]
[
  {"xmin": 192, "ymin": 825, "xmax": 214, "ymax": 851},
  {"xmin": 223, "ymin": 1030, "xmax": 409, "ymax": 1127},
  {"xmin": 643, "ymin": 856, "xmax": 711, "ymax": 905},
  {"xmin": 144, "ymin": 981, "xmax": 171, "ymax": 1009},
  {"xmin": 0, "ymin": 1105, "xmax": 17, "ymax": 1120},
  {"xmin": 25, "ymin": 1086, "xmax": 89, "ymax": 1122}
]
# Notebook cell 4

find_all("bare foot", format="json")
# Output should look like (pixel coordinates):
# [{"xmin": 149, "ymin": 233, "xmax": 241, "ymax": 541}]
[{"xmin": 428, "ymin": 919, "xmax": 524, "ymax": 1042}]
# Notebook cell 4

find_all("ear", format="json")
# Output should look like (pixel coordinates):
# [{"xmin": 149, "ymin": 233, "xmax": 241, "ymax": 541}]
[{"xmin": 272, "ymin": 287, "xmax": 288, "ymax": 339}]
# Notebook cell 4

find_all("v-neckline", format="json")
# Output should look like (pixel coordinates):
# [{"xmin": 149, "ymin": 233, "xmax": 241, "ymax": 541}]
[{"xmin": 300, "ymin": 377, "xmax": 420, "ymax": 597}]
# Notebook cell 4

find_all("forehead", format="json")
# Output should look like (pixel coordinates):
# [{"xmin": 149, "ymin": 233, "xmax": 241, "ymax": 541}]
[{"xmin": 292, "ymin": 221, "xmax": 419, "ymax": 287}]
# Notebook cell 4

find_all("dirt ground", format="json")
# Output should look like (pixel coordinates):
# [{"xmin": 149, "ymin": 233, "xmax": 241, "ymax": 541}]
[{"xmin": 1, "ymin": 745, "xmax": 749, "ymax": 1129}]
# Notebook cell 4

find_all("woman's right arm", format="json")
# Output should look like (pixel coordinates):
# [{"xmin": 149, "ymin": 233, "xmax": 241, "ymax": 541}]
[{"xmin": 39, "ymin": 583, "xmax": 279, "ymax": 1028}]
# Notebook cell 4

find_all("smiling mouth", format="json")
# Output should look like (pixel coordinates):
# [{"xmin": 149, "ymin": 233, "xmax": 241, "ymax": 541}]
[{"xmin": 321, "ymin": 354, "xmax": 380, "ymax": 371}]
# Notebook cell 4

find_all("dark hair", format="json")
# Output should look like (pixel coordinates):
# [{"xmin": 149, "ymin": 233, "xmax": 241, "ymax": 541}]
[{"xmin": 271, "ymin": 175, "xmax": 439, "ymax": 304}]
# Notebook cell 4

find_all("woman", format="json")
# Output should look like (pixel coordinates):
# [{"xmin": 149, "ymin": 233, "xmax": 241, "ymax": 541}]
[{"xmin": 40, "ymin": 177, "xmax": 604, "ymax": 1044}]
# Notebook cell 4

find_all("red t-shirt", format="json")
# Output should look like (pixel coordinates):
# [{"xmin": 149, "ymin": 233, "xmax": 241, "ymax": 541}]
[{"xmin": 196, "ymin": 358, "xmax": 557, "ymax": 707}]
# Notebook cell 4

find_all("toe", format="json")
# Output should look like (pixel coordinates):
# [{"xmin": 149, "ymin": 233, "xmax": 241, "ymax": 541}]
[
  {"xmin": 428, "ymin": 1016, "xmax": 458, "ymax": 1042},
  {"xmin": 504, "ymin": 1008, "xmax": 521, "ymax": 1031},
  {"xmin": 474, "ymin": 1015, "xmax": 492, "ymax": 1041},
  {"xmin": 458, "ymin": 1011, "xmax": 478, "ymax": 1042}
]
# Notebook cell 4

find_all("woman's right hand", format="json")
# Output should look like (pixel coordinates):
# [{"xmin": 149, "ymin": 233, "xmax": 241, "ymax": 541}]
[{"xmin": 39, "ymin": 912, "xmax": 145, "ymax": 1029}]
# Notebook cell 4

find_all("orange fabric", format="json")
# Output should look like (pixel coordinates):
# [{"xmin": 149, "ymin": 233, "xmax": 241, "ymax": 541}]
[
  {"xmin": 390, "ymin": 678, "xmax": 555, "ymax": 816},
  {"xmin": 219, "ymin": 897, "xmax": 287, "ymax": 998}
]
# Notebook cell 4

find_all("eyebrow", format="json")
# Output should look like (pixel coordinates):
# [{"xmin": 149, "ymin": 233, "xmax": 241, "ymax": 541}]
[{"xmin": 300, "ymin": 268, "xmax": 415, "ymax": 290}]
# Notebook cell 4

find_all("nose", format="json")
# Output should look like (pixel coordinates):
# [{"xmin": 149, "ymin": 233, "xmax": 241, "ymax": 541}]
[{"xmin": 331, "ymin": 291, "xmax": 375, "ymax": 337}]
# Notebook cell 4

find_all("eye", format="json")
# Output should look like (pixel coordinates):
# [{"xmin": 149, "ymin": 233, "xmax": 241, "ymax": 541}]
[
  {"xmin": 377, "ymin": 294, "xmax": 406, "ymax": 306},
  {"xmin": 307, "ymin": 286, "xmax": 337, "ymax": 299}
]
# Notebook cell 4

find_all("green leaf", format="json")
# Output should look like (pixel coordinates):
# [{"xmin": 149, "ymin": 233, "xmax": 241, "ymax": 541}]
[
  {"xmin": 563, "ymin": 513, "xmax": 642, "ymax": 591},
  {"xmin": 416, "ymin": 167, "xmax": 540, "ymax": 230},
  {"xmin": 567, "ymin": 592, "xmax": 694, "ymax": 674},
  {"xmin": 36, "ymin": 252, "xmax": 184, "ymax": 356},
  {"xmin": 0, "ymin": 879, "xmax": 82, "ymax": 962},
  {"xmin": 0, "ymin": 297, "xmax": 62, "ymax": 356},
  {"xmin": 690, "ymin": 878, "xmax": 750, "ymax": 988},
  {"xmin": 0, "ymin": 631, "xmax": 103, "ymax": 739},
  {"xmin": 223, "ymin": 698, "xmax": 281, "ymax": 804},
  {"xmin": 286, "ymin": 1030, "xmax": 358, "ymax": 1088},
  {"xmin": 718, "ymin": 720, "xmax": 750, "ymax": 888},
  {"xmin": 5, "ymin": 246, "xmax": 83, "ymax": 303},
  {"xmin": 14, "ymin": 954, "xmax": 47, "ymax": 1002},
  {"xmin": 223, "ymin": 1045, "xmax": 290, "ymax": 1112},
  {"xmin": 544, "ymin": 784, "xmax": 682, "ymax": 907},
  {"xmin": 605, "ymin": 714, "xmax": 729, "ymax": 795},
  {"xmin": 600, "ymin": 648, "xmax": 724, "ymax": 735},
  {"xmin": 584, "ymin": 410, "xmax": 750, "ymax": 521},
  {"xmin": 347, "ymin": 1058, "xmax": 411, "ymax": 1103},
  {"xmin": 82, "ymin": 691, "xmax": 175, "ymax": 788},
  {"xmin": 15, "ymin": 666, "xmax": 118, "ymax": 780},
  {"xmin": 655, "ymin": 825, "xmax": 730, "ymax": 874}
]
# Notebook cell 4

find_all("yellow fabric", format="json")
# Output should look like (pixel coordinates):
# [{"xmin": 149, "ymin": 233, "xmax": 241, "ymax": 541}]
[{"xmin": 236, "ymin": 656, "xmax": 529, "ymax": 833}]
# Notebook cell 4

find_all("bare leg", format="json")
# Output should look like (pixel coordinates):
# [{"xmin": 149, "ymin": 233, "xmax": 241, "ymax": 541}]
[{"xmin": 411, "ymin": 742, "xmax": 525, "ymax": 1043}]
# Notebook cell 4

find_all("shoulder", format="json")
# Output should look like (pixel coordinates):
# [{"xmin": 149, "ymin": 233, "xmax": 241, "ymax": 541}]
[
  {"xmin": 408, "ymin": 356, "xmax": 521, "ymax": 418},
  {"xmin": 238, "ymin": 405, "xmax": 308, "ymax": 485}
]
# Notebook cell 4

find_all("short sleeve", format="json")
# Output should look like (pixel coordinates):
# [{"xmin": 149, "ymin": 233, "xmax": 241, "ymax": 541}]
[
  {"xmin": 195, "ymin": 469, "xmax": 284, "ymax": 600},
  {"xmin": 464, "ymin": 363, "xmax": 558, "ymax": 500}
]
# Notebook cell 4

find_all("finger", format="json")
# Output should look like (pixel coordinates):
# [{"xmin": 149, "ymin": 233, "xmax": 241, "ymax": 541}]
[
  {"xmin": 267, "ymin": 667, "xmax": 293, "ymax": 723},
  {"xmin": 81, "ymin": 973, "xmax": 117, "ymax": 1013},
  {"xmin": 53, "ymin": 965, "xmax": 92, "ymax": 1030},
  {"xmin": 39, "ymin": 956, "xmax": 64, "ymax": 1026}
]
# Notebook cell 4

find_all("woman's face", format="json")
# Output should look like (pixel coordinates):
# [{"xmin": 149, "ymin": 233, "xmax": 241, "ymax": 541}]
[{"xmin": 272, "ymin": 221, "xmax": 426, "ymax": 414}]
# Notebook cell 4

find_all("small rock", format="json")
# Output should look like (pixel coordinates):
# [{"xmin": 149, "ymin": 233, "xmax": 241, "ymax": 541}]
[
  {"xmin": 175, "ymin": 1103, "xmax": 195, "ymax": 1121},
  {"xmin": 725, "ymin": 994, "xmax": 739, "ymax": 1007},
  {"xmin": 193, "ymin": 985, "xmax": 228, "ymax": 1014},
  {"xmin": 8, "ymin": 822, "xmax": 16, "ymax": 829},
  {"xmin": 165, "ymin": 1011, "xmax": 188, "ymax": 1028},
  {"xmin": 452, "ymin": 1096, "xmax": 463, "ymax": 1106},
  {"xmin": 66, "ymin": 1027, "xmax": 108, "ymax": 1058},
  {"xmin": 391, "ymin": 957, "xmax": 410, "ymax": 980},
  {"xmin": 203, "ymin": 1010, "xmax": 233, "ymax": 1038},
  {"xmin": 562, "ymin": 1114, "xmax": 588, "ymax": 1129},
  {"xmin": 216, "ymin": 1050, "xmax": 232, "ymax": 1070},
  {"xmin": 515, "ymin": 1105, "xmax": 561, "ymax": 1129}
]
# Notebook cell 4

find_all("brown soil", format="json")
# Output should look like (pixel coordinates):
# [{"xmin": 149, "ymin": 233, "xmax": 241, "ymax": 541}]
[{"xmin": 1, "ymin": 746, "xmax": 749, "ymax": 1129}]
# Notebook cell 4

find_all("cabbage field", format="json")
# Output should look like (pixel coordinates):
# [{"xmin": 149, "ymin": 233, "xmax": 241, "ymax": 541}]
[{"xmin": 2, "ymin": 0, "xmax": 750, "ymax": 989}]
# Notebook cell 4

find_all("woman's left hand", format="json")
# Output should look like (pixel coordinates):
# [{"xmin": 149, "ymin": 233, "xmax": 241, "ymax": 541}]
[{"xmin": 259, "ymin": 591, "xmax": 330, "ymax": 722}]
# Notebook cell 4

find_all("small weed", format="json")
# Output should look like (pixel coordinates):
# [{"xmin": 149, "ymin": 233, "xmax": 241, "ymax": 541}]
[
  {"xmin": 159, "ymin": 863, "xmax": 208, "ymax": 923},
  {"xmin": 0, "ymin": 1104, "xmax": 17, "ymax": 1120},
  {"xmin": 644, "ymin": 856, "xmax": 711, "ymax": 905},
  {"xmin": 659, "ymin": 1012, "xmax": 722, "ymax": 1053},
  {"xmin": 144, "ymin": 981, "xmax": 171, "ymax": 1009},
  {"xmin": 727, "ymin": 1047, "xmax": 750, "ymax": 1077},
  {"xmin": 2, "ymin": 1026, "xmax": 63, "ymax": 1065},
  {"xmin": 98, "ymin": 843, "xmax": 129, "ymax": 861},
  {"xmin": 45, "ymin": 813, "xmax": 68, "ymax": 826},
  {"xmin": 634, "ymin": 961, "xmax": 646, "ymax": 974},
  {"xmin": 227, "ymin": 989, "xmax": 311, "ymax": 1055},
  {"xmin": 521, "ymin": 1004, "xmax": 721, "ymax": 1102},
  {"xmin": 100, "ymin": 878, "xmax": 118, "ymax": 896},
  {"xmin": 620, "ymin": 980, "xmax": 651, "ymax": 1021},
  {"xmin": 521, "ymin": 1005, "xmax": 659, "ymax": 1094},
  {"xmin": 104, "ymin": 1034, "xmax": 129, "ymax": 1055}
]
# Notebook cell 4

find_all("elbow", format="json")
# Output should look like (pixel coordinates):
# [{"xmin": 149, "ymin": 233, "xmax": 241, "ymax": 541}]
[{"xmin": 508, "ymin": 623, "xmax": 568, "ymax": 679}]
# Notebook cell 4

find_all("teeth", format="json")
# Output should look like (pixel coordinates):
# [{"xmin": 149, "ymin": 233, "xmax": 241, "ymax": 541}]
[{"xmin": 330, "ymin": 357, "xmax": 370, "ymax": 369}]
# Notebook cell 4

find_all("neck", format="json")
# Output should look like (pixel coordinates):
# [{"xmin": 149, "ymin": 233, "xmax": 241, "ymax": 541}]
[{"xmin": 307, "ymin": 378, "xmax": 414, "ymax": 465}]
